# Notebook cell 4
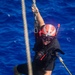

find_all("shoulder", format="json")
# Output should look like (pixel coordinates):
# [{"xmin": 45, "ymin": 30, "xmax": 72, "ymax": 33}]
[{"xmin": 51, "ymin": 38, "xmax": 61, "ymax": 50}]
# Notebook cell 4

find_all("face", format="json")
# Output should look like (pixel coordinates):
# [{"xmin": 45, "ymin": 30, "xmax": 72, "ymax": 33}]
[
  {"xmin": 42, "ymin": 40, "xmax": 51, "ymax": 45},
  {"xmin": 41, "ymin": 35, "xmax": 54, "ymax": 45}
]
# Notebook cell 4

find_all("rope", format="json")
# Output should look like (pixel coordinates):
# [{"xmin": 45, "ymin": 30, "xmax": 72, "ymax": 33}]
[
  {"xmin": 56, "ymin": 54, "xmax": 72, "ymax": 75},
  {"xmin": 32, "ymin": 0, "xmax": 36, "ymax": 6},
  {"xmin": 32, "ymin": 0, "xmax": 37, "ymax": 24},
  {"xmin": 21, "ymin": 0, "xmax": 33, "ymax": 75},
  {"xmin": 61, "ymin": 62, "xmax": 72, "ymax": 75},
  {"xmin": 32, "ymin": 0, "xmax": 40, "ymax": 41}
]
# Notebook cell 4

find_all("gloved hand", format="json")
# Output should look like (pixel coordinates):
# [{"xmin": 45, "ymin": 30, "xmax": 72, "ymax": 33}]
[{"xmin": 32, "ymin": 5, "xmax": 39, "ymax": 13}]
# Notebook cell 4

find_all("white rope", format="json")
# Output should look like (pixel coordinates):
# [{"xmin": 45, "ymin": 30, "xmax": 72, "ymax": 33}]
[
  {"xmin": 21, "ymin": 0, "xmax": 33, "ymax": 75},
  {"xmin": 57, "ymin": 54, "xmax": 72, "ymax": 75},
  {"xmin": 32, "ymin": 0, "xmax": 36, "ymax": 5}
]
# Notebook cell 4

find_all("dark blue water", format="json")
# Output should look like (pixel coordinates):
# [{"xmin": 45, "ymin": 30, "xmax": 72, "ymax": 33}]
[{"xmin": 0, "ymin": 0, "xmax": 75, "ymax": 75}]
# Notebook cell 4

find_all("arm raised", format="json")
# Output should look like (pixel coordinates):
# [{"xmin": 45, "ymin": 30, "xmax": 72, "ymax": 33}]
[{"xmin": 32, "ymin": 6, "xmax": 45, "ymax": 27}]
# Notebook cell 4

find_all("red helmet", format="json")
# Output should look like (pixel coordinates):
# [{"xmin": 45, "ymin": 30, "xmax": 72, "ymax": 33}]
[{"xmin": 39, "ymin": 24, "xmax": 56, "ymax": 37}]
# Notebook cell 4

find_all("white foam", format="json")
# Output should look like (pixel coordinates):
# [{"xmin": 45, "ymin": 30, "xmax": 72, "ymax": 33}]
[{"xmin": 8, "ymin": 14, "xmax": 10, "ymax": 17}]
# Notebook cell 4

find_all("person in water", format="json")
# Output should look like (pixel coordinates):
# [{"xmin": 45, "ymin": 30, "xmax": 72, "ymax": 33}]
[{"xmin": 14, "ymin": 5, "xmax": 63, "ymax": 75}]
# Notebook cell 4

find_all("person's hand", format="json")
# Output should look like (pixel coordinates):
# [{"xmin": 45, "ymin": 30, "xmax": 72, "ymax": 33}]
[{"xmin": 32, "ymin": 5, "xmax": 39, "ymax": 13}]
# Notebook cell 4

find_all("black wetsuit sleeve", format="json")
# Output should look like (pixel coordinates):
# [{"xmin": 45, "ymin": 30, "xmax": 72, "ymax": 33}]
[{"xmin": 53, "ymin": 38, "xmax": 64, "ymax": 54}]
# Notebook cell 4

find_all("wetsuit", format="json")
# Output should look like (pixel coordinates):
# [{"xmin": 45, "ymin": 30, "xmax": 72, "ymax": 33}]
[{"xmin": 17, "ymin": 37, "xmax": 61, "ymax": 75}]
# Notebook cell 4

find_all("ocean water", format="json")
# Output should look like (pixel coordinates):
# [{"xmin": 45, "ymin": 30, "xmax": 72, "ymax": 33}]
[{"xmin": 0, "ymin": 0, "xmax": 75, "ymax": 75}]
